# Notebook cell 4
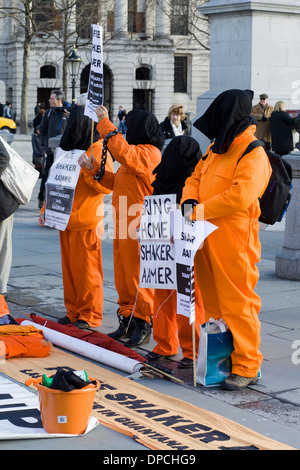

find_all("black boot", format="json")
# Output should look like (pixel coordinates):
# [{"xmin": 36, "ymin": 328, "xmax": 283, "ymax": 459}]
[
  {"xmin": 126, "ymin": 318, "xmax": 151, "ymax": 347},
  {"xmin": 107, "ymin": 312, "xmax": 136, "ymax": 340}
]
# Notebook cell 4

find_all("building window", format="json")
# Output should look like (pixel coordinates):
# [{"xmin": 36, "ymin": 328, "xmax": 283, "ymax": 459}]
[
  {"xmin": 40, "ymin": 65, "xmax": 56, "ymax": 79},
  {"xmin": 128, "ymin": 0, "xmax": 145, "ymax": 34},
  {"xmin": 135, "ymin": 67, "xmax": 151, "ymax": 80},
  {"xmin": 76, "ymin": 1, "xmax": 99, "ymax": 39},
  {"xmin": 171, "ymin": 0, "xmax": 188, "ymax": 36},
  {"xmin": 33, "ymin": 0, "xmax": 62, "ymax": 32},
  {"xmin": 174, "ymin": 56, "xmax": 187, "ymax": 93}
]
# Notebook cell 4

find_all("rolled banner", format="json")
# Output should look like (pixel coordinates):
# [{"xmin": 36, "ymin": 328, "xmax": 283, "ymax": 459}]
[{"xmin": 20, "ymin": 320, "xmax": 143, "ymax": 375}]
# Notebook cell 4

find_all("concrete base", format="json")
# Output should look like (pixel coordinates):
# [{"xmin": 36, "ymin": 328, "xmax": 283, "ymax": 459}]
[{"xmin": 275, "ymin": 247, "xmax": 300, "ymax": 281}]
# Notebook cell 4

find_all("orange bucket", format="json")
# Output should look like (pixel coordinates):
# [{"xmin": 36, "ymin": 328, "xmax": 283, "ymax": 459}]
[{"xmin": 25, "ymin": 376, "xmax": 100, "ymax": 434}]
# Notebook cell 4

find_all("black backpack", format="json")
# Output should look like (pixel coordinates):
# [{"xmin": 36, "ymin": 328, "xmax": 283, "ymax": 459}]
[{"xmin": 238, "ymin": 140, "xmax": 293, "ymax": 225}]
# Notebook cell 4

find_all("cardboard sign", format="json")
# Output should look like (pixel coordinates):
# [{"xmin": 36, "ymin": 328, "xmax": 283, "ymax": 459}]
[
  {"xmin": 84, "ymin": 24, "xmax": 104, "ymax": 121},
  {"xmin": 44, "ymin": 148, "xmax": 82, "ymax": 231},
  {"xmin": 173, "ymin": 209, "xmax": 217, "ymax": 322},
  {"xmin": 139, "ymin": 195, "xmax": 177, "ymax": 289}
]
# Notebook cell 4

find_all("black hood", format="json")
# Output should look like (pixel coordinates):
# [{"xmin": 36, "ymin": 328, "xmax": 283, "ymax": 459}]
[
  {"xmin": 152, "ymin": 135, "xmax": 202, "ymax": 204},
  {"xmin": 125, "ymin": 109, "xmax": 165, "ymax": 150},
  {"xmin": 193, "ymin": 89, "xmax": 254, "ymax": 154}
]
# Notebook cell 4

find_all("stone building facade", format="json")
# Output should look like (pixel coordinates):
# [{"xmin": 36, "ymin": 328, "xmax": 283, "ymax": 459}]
[{"xmin": 0, "ymin": 0, "xmax": 210, "ymax": 128}]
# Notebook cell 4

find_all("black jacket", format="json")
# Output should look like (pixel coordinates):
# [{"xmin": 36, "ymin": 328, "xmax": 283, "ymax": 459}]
[
  {"xmin": 40, "ymin": 106, "xmax": 68, "ymax": 155},
  {"xmin": 159, "ymin": 117, "xmax": 188, "ymax": 140},
  {"xmin": 270, "ymin": 111, "xmax": 295, "ymax": 154},
  {"xmin": 0, "ymin": 140, "xmax": 19, "ymax": 222}
]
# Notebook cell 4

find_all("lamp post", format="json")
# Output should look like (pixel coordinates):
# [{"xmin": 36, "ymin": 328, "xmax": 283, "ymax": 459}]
[{"xmin": 66, "ymin": 47, "xmax": 82, "ymax": 104}]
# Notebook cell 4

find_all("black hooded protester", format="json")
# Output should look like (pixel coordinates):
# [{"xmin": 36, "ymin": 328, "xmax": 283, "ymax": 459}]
[
  {"xmin": 181, "ymin": 89, "xmax": 272, "ymax": 390},
  {"xmin": 145, "ymin": 136, "xmax": 205, "ymax": 368},
  {"xmin": 92, "ymin": 105, "xmax": 164, "ymax": 347}
]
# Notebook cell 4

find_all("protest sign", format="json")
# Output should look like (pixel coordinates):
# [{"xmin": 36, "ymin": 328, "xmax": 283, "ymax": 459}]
[
  {"xmin": 44, "ymin": 148, "xmax": 82, "ymax": 231},
  {"xmin": 173, "ymin": 209, "xmax": 217, "ymax": 323},
  {"xmin": 139, "ymin": 194, "xmax": 176, "ymax": 289},
  {"xmin": 84, "ymin": 24, "xmax": 104, "ymax": 121}
]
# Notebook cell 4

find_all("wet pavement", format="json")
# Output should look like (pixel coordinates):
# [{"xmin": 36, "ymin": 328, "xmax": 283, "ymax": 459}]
[{"xmin": 1, "ymin": 135, "xmax": 300, "ymax": 450}]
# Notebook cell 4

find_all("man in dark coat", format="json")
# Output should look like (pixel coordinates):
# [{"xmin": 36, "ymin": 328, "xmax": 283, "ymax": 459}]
[{"xmin": 37, "ymin": 90, "xmax": 69, "ymax": 208}]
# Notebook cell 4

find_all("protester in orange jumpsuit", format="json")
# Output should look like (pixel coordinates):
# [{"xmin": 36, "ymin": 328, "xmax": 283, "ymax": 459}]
[
  {"xmin": 40, "ymin": 97, "xmax": 113, "ymax": 329},
  {"xmin": 145, "ymin": 136, "xmax": 205, "ymax": 368},
  {"xmin": 87, "ymin": 105, "xmax": 164, "ymax": 347},
  {"xmin": 181, "ymin": 89, "xmax": 272, "ymax": 390}
]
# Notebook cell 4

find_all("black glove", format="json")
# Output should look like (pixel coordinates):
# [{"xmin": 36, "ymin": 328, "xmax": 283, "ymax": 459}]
[
  {"xmin": 181, "ymin": 199, "xmax": 198, "ymax": 217},
  {"xmin": 262, "ymin": 115, "xmax": 267, "ymax": 122}
]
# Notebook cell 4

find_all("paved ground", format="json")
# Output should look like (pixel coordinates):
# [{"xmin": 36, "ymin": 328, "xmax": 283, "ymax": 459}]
[{"xmin": 1, "ymin": 134, "xmax": 300, "ymax": 451}]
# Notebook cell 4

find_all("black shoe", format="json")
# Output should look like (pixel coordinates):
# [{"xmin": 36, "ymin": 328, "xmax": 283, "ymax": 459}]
[
  {"xmin": 107, "ymin": 313, "xmax": 136, "ymax": 340},
  {"xmin": 57, "ymin": 316, "xmax": 72, "ymax": 325},
  {"xmin": 126, "ymin": 318, "xmax": 151, "ymax": 348},
  {"xmin": 177, "ymin": 357, "xmax": 193, "ymax": 369},
  {"xmin": 73, "ymin": 319, "xmax": 90, "ymax": 329},
  {"xmin": 145, "ymin": 351, "xmax": 166, "ymax": 363}
]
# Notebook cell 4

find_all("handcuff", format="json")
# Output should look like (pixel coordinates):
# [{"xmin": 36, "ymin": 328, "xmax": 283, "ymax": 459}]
[{"xmin": 94, "ymin": 129, "xmax": 119, "ymax": 182}]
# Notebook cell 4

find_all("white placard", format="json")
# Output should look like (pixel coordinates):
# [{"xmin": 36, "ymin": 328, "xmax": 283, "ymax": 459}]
[
  {"xmin": 139, "ymin": 195, "xmax": 177, "ymax": 289},
  {"xmin": 44, "ymin": 148, "xmax": 82, "ymax": 231},
  {"xmin": 84, "ymin": 24, "xmax": 104, "ymax": 121},
  {"xmin": 173, "ymin": 209, "xmax": 217, "ymax": 322}
]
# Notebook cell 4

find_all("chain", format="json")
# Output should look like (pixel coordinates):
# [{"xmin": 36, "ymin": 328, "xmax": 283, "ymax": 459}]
[{"xmin": 94, "ymin": 129, "xmax": 119, "ymax": 182}]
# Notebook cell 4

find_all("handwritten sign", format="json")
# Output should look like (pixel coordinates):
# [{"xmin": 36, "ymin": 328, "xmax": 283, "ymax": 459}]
[
  {"xmin": 173, "ymin": 209, "xmax": 217, "ymax": 322},
  {"xmin": 44, "ymin": 148, "xmax": 82, "ymax": 231},
  {"xmin": 139, "ymin": 195, "xmax": 176, "ymax": 289},
  {"xmin": 84, "ymin": 24, "xmax": 104, "ymax": 121}
]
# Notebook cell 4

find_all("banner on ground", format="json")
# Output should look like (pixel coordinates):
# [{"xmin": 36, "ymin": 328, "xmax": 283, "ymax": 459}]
[
  {"xmin": 84, "ymin": 24, "xmax": 104, "ymax": 121},
  {"xmin": 44, "ymin": 148, "xmax": 82, "ymax": 231},
  {"xmin": 1, "ymin": 348, "xmax": 293, "ymax": 450}
]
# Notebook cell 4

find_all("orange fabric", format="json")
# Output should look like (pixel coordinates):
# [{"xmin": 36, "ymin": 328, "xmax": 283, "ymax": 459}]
[
  {"xmin": 60, "ymin": 140, "xmax": 113, "ymax": 327},
  {"xmin": 67, "ymin": 140, "xmax": 113, "ymax": 232},
  {"xmin": 60, "ymin": 229, "xmax": 103, "ymax": 328},
  {"xmin": 152, "ymin": 275, "xmax": 205, "ymax": 359},
  {"xmin": 0, "ymin": 295, "xmax": 9, "ymax": 316},
  {"xmin": 0, "ymin": 325, "xmax": 43, "ymax": 336},
  {"xmin": 96, "ymin": 118, "xmax": 161, "ymax": 323},
  {"xmin": 181, "ymin": 126, "xmax": 272, "ymax": 377},
  {"xmin": 0, "ymin": 325, "xmax": 51, "ymax": 359},
  {"xmin": 1, "ymin": 334, "xmax": 51, "ymax": 358}
]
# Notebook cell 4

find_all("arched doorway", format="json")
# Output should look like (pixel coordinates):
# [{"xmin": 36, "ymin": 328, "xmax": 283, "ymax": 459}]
[
  {"xmin": 80, "ymin": 63, "xmax": 113, "ymax": 119},
  {"xmin": 133, "ymin": 65, "xmax": 153, "ymax": 112}
]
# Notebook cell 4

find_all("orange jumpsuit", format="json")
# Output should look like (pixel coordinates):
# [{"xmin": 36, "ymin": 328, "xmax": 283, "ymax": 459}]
[
  {"xmin": 95, "ymin": 117, "xmax": 161, "ymax": 325},
  {"xmin": 60, "ymin": 140, "xmax": 113, "ymax": 327},
  {"xmin": 181, "ymin": 125, "xmax": 272, "ymax": 377},
  {"xmin": 152, "ymin": 275, "xmax": 205, "ymax": 359}
]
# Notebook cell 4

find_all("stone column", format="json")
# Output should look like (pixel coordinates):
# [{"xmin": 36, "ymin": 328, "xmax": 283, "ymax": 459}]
[
  {"xmin": 114, "ymin": 0, "xmax": 128, "ymax": 38},
  {"xmin": 193, "ymin": 0, "xmax": 300, "ymax": 153},
  {"xmin": 275, "ymin": 154, "xmax": 300, "ymax": 280},
  {"xmin": 154, "ymin": 0, "xmax": 170, "ymax": 39}
]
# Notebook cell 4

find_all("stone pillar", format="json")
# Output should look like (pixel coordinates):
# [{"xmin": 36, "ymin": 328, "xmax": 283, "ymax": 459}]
[
  {"xmin": 154, "ymin": 0, "xmax": 170, "ymax": 39},
  {"xmin": 275, "ymin": 154, "xmax": 300, "ymax": 280},
  {"xmin": 193, "ymin": 0, "xmax": 300, "ymax": 153},
  {"xmin": 114, "ymin": 0, "xmax": 128, "ymax": 38}
]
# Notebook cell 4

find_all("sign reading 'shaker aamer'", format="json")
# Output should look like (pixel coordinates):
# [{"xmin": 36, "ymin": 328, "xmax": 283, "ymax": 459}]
[{"xmin": 139, "ymin": 194, "xmax": 177, "ymax": 289}]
